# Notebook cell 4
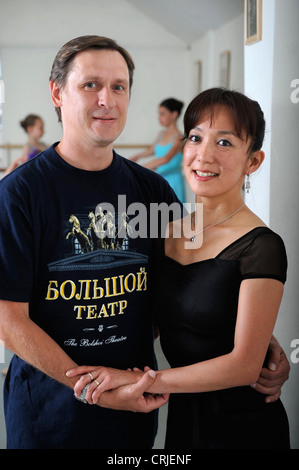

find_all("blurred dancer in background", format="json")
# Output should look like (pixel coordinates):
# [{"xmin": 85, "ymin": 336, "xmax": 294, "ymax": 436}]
[
  {"xmin": 4, "ymin": 114, "xmax": 46, "ymax": 174},
  {"xmin": 131, "ymin": 98, "xmax": 185, "ymax": 202}
]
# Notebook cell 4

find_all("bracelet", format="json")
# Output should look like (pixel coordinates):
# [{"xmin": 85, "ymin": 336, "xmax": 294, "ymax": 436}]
[{"xmin": 74, "ymin": 383, "xmax": 92, "ymax": 404}]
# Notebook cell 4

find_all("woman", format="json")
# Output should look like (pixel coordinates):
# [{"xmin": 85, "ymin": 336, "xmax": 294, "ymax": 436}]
[
  {"xmin": 67, "ymin": 89, "xmax": 290, "ymax": 449},
  {"xmin": 4, "ymin": 114, "xmax": 46, "ymax": 175},
  {"xmin": 131, "ymin": 98, "xmax": 185, "ymax": 202}
]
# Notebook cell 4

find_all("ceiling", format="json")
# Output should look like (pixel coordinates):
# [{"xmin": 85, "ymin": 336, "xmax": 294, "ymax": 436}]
[
  {"xmin": 0, "ymin": 0, "xmax": 244, "ymax": 48},
  {"xmin": 126, "ymin": 0, "xmax": 244, "ymax": 44}
]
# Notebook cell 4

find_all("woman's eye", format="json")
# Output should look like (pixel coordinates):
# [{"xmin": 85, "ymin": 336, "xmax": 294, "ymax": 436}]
[
  {"xmin": 218, "ymin": 139, "xmax": 232, "ymax": 147},
  {"xmin": 188, "ymin": 134, "xmax": 201, "ymax": 143}
]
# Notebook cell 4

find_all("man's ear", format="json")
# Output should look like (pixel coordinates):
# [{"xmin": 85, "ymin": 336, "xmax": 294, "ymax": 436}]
[
  {"xmin": 247, "ymin": 150, "xmax": 265, "ymax": 175},
  {"xmin": 50, "ymin": 80, "xmax": 62, "ymax": 109}
]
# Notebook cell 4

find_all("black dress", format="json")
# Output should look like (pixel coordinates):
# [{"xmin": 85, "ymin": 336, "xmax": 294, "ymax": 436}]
[{"xmin": 153, "ymin": 227, "xmax": 290, "ymax": 449}]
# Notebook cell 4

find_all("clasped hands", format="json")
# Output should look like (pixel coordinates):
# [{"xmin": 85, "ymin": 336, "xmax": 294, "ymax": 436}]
[
  {"xmin": 66, "ymin": 338, "xmax": 290, "ymax": 412},
  {"xmin": 66, "ymin": 365, "xmax": 167, "ymax": 413}
]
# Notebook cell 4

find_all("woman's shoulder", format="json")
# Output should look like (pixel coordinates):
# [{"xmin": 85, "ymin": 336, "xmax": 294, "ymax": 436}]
[
  {"xmin": 240, "ymin": 207, "xmax": 284, "ymax": 248},
  {"xmin": 236, "ymin": 226, "xmax": 287, "ymax": 283}
]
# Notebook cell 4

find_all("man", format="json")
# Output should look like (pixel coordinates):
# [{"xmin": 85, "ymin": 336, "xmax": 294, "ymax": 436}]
[{"xmin": 0, "ymin": 36, "xmax": 289, "ymax": 449}]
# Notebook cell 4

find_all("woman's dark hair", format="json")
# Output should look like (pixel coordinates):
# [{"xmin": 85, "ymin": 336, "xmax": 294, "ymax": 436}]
[
  {"xmin": 160, "ymin": 98, "xmax": 184, "ymax": 117},
  {"xmin": 49, "ymin": 35, "xmax": 135, "ymax": 122},
  {"xmin": 183, "ymin": 88, "xmax": 265, "ymax": 154},
  {"xmin": 20, "ymin": 114, "xmax": 41, "ymax": 132}
]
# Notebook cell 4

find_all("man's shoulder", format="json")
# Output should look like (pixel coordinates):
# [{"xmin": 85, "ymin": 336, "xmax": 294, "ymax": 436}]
[
  {"xmin": 0, "ymin": 145, "xmax": 55, "ymax": 195},
  {"xmin": 118, "ymin": 153, "xmax": 157, "ymax": 177},
  {"xmin": 116, "ymin": 152, "xmax": 172, "ymax": 189}
]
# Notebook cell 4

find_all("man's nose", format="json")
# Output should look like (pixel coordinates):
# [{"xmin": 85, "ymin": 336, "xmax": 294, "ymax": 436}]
[{"xmin": 97, "ymin": 87, "xmax": 116, "ymax": 108}]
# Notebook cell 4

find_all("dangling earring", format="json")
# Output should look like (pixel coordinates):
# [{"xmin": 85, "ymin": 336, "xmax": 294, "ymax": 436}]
[{"xmin": 246, "ymin": 173, "xmax": 250, "ymax": 193}]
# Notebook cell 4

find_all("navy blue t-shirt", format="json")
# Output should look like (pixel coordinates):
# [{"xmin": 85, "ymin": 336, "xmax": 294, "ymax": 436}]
[{"xmin": 0, "ymin": 144, "xmax": 182, "ymax": 449}]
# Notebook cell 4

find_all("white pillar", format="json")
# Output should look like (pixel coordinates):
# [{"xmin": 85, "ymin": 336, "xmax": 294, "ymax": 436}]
[{"xmin": 245, "ymin": 0, "xmax": 299, "ymax": 449}]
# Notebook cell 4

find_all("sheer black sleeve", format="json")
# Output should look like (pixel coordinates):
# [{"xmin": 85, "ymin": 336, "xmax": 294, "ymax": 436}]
[{"xmin": 238, "ymin": 230, "xmax": 287, "ymax": 284}]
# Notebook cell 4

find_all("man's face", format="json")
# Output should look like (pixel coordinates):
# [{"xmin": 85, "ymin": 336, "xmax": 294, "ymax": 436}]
[{"xmin": 56, "ymin": 49, "xmax": 130, "ymax": 149}]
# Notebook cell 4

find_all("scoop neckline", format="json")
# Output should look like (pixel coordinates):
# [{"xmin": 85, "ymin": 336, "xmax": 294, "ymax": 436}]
[{"xmin": 162, "ymin": 226, "xmax": 271, "ymax": 268}]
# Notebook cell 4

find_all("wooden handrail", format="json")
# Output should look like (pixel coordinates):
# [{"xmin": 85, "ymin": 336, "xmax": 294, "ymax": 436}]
[
  {"xmin": 0, "ymin": 144, "xmax": 23, "ymax": 149},
  {"xmin": 0, "ymin": 143, "xmax": 151, "ymax": 171}
]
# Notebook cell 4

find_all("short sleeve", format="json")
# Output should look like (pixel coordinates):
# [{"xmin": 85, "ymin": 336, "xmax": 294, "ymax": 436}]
[
  {"xmin": 0, "ymin": 178, "xmax": 35, "ymax": 301},
  {"xmin": 238, "ymin": 231, "xmax": 287, "ymax": 284}
]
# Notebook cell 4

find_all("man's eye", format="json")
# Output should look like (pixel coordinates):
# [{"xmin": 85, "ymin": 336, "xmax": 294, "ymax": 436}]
[
  {"xmin": 85, "ymin": 83, "xmax": 97, "ymax": 89},
  {"xmin": 114, "ymin": 84, "xmax": 125, "ymax": 91}
]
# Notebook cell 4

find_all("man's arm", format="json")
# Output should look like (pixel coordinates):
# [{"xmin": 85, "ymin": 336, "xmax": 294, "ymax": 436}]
[
  {"xmin": 0, "ymin": 300, "xmax": 78, "ymax": 388},
  {"xmin": 0, "ymin": 299, "xmax": 168, "ymax": 412},
  {"xmin": 251, "ymin": 336, "xmax": 290, "ymax": 403}
]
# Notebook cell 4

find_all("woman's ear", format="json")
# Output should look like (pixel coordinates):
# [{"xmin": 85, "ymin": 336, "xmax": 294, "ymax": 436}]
[
  {"xmin": 172, "ymin": 110, "xmax": 179, "ymax": 121},
  {"xmin": 247, "ymin": 150, "xmax": 265, "ymax": 175}
]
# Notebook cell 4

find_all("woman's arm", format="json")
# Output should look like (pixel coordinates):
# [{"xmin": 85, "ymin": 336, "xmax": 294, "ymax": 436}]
[
  {"xmin": 130, "ymin": 147, "xmax": 154, "ymax": 162},
  {"xmin": 144, "ymin": 137, "xmax": 183, "ymax": 170},
  {"xmin": 4, "ymin": 145, "xmax": 29, "ymax": 175},
  {"xmin": 69, "ymin": 278, "xmax": 284, "ymax": 401},
  {"xmin": 147, "ymin": 278, "xmax": 284, "ymax": 394},
  {"xmin": 70, "ymin": 279, "xmax": 283, "ymax": 402},
  {"xmin": 130, "ymin": 137, "xmax": 159, "ymax": 162}
]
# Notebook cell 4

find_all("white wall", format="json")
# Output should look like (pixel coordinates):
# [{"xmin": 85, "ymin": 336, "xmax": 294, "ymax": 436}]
[
  {"xmin": 0, "ymin": 0, "xmax": 186, "ymax": 49},
  {"xmin": 0, "ymin": 45, "xmax": 189, "ymax": 147},
  {"xmin": 184, "ymin": 14, "xmax": 244, "ymax": 204},
  {"xmin": 1, "ymin": 0, "xmax": 297, "ymax": 449},
  {"xmin": 270, "ymin": 0, "xmax": 299, "ymax": 449},
  {"xmin": 0, "ymin": 0, "xmax": 189, "ymax": 167},
  {"xmin": 189, "ymin": 14, "xmax": 244, "ymax": 95},
  {"xmin": 0, "ymin": 47, "xmax": 62, "ymax": 147},
  {"xmin": 244, "ymin": 0, "xmax": 275, "ymax": 225},
  {"xmin": 245, "ymin": 0, "xmax": 299, "ymax": 449},
  {"xmin": 0, "ymin": 5, "xmax": 244, "ymax": 201},
  {"xmin": 120, "ymin": 46, "xmax": 189, "ymax": 146}
]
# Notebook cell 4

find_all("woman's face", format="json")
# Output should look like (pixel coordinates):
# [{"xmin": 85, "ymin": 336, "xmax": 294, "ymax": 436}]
[
  {"xmin": 29, "ymin": 119, "xmax": 44, "ymax": 139},
  {"xmin": 158, "ymin": 106, "xmax": 177, "ymax": 127},
  {"xmin": 183, "ymin": 106, "xmax": 252, "ymax": 199}
]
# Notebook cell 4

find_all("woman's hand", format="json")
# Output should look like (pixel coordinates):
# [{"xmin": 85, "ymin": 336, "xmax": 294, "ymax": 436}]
[
  {"xmin": 66, "ymin": 365, "xmax": 143, "ymax": 404},
  {"xmin": 97, "ymin": 371, "xmax": 169, "ymax": 413}
]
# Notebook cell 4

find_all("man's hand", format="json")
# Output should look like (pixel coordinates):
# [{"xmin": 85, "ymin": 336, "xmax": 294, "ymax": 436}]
[
  {"xmin": 67, "ymin": 365, "xmax": 143, "ymax": 404},
  {"xmin": 96, "ymin": 370, "xmax": 169, "ymax": 413},
  {"xmin": 251, "ymin": 337, "xmax": 290, "ymax": 403}
]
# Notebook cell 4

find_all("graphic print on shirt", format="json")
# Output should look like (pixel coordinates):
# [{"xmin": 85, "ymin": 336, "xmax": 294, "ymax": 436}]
[
  {"xmin": 48, "ymin": 204, "xmax": 148, "ymax": 269},
  {"xmin": 65, "ymin": 208, "xmax": 132, "ymax": 253},
  {"xmin": 45, "ymin": 204, "xmax": 149, "ymax": 363}
]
